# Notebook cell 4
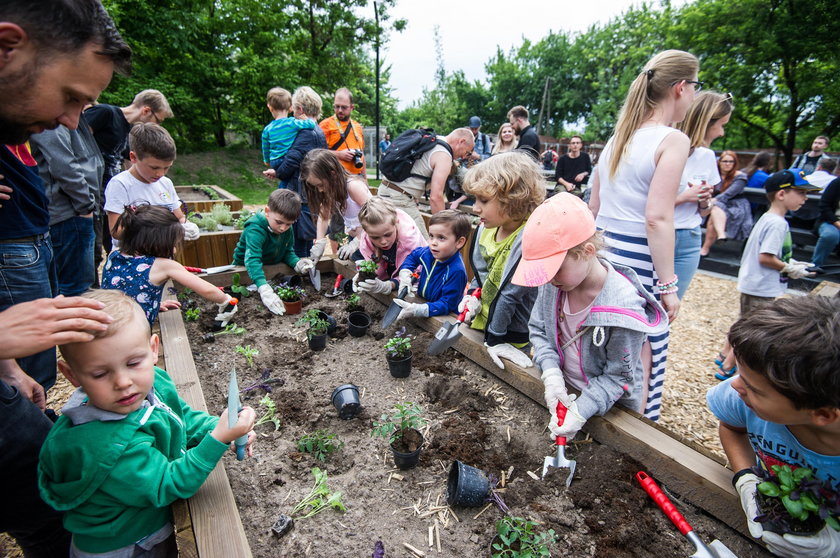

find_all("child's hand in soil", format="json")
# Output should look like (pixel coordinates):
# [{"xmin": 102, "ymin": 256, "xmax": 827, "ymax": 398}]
[
  {"xmin": 762, "ymin": 524, "xmax": 840, "ymax": 558},
  {"xmin": 160, "ymin": 300, "xmax": 181, "ymax": 312},
  {"xmin": 212, "ymin": 406, "xmax": 257, "ymax": 447}
]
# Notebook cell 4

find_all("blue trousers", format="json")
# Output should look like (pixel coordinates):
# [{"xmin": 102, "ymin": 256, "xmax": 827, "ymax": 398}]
[
  {"xmin": 674, "ymin": 226, "xmax": 702, "ymax": 299},
  {"xmin": 813, "ymin": 222, "xmax": 840, "ymax": 267},
  {"xmin": 51, "ymin": 216, "xmax": 95, "ymax": 296}
]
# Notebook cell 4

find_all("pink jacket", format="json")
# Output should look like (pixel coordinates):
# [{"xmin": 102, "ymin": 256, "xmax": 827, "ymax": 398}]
[{"xmin": 359, "ymin": 208, "xmax": 428, "ymax": 279}]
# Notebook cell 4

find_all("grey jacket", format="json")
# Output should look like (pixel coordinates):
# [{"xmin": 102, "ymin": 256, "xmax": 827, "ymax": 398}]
[
  {"xmin": 30, "ymin": 123, "xmax": 103, "ymax": 225},
  {"xmin": 530, "ymin": 258, "xmax": 668, "ymax": 419},
  {"xmin": 468, "ymin": 225, "xmax": 537, "ymax": 346}
]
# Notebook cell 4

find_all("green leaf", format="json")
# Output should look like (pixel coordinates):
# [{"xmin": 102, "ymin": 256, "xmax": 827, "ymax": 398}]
[
  {"xmin": 758, "ymin": 482, "xmax": 781, "ymax": 497},
  {"xmin": 782, "ymin": 494, "xmax": 804, "ymax": 518}
]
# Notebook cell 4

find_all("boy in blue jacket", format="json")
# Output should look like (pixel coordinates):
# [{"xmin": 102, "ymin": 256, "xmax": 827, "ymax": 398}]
[{"xmin": 391, "ymin": 210, "xmax": 471, "ymax": 322}]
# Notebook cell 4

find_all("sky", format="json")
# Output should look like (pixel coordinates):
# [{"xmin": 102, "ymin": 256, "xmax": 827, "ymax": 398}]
[{"xmin": 384, "ymin": 0, "xmax": 682, "ymax": 108}]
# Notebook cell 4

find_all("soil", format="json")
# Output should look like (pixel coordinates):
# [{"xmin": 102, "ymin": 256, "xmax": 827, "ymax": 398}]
[
  {"xmin": 179, "ymin": 190, "xmax": 217, "ymax": 202},
  {"xmin": 179, "ymin": 272, "xmax": 772, "ymax": 558}
]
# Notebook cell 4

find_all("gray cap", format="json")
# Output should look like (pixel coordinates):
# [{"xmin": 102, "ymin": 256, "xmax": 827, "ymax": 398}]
[{"xmin": 468, "ymin": 116, "xmax": 481, "ymax": 128}]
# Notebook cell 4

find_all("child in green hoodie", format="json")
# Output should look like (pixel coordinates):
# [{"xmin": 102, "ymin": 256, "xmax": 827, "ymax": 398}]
[{"xmin": 38, "ymin": 289, "xmax": 256, "ymax": 557}]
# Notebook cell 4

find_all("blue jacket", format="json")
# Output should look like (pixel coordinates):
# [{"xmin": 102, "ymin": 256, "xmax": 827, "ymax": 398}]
[
  {"xmin": 274, "ymin": 121, "xmax": 327, "ymax": 204},
  {"xmin": 399, "ymin": 247, "xmax": 467, "ymax": 317}
]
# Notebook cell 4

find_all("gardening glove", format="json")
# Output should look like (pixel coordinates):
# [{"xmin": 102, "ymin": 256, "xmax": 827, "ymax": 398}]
[
  {"xmin": 541, "ymin": 367, "xmax": 570, "ymax": 415},
  {"xmin": 294, "ymin": 258, "xmax": 315, "ymax": 275},
  {"xmin": 182, "ymin": 221, "xmax": 200, "ymax": 241},
  {"xmin": 734, "ymin": 472, "xmax": 763, "ymax": 538},
  {"xmin": 258, "ymin": 284, "xmax": 285, "ymax": 315},
  {"xmin": 393, "ymin": 298, "xmax": 429, "ymax": 323},
  {"xmin": 398, "ymin": 268, "xmax": 415, "ymax": 293},
  {"xmin": 548, "ymin": 395, "xmax": 586, "ymax": 441},
  {"xmin": 214, "ymin": 295, "xmax": 238, "ymax": 327},
  {"xmin": 484, "ymin": 342, "xmax": 533, "ymax": 370},
  {"xmin": 309, "ymin": 238, "xmax": 327, "ymax": 263},
  {"xmin": 356, "ymin": 277, "xmax": 393, "ymax": 294},
  {"xmin": 782, "ymin": 260, "xmax": 813, "ymax": 279},
  {"xmin": 457, "ymin": 293, "xmax": 481, "ymax": 324},
  {"xmin": 762, "ymin": 523, "xmax": 840, "ymax": 558},
  {"xmin": 337, "ymin": 236, "xmax": 360, "ymax": 260}
]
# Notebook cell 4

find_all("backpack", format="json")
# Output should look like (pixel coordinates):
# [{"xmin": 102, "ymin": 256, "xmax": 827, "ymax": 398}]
[{"xmin": 380, "ymin": 128, "xmax": 453, "ymax": 183}]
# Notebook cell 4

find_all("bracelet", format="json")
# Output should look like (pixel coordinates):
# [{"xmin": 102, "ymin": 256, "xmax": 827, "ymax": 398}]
[
  {"xmin": 732, "ymin": 468, "xmax": 754, "ymax": 488},
  {"xmin": 659, "ymin": 286, "xmax": 678, "ymax": 295},
  {"xmin": 655, "ymin": 275, "xmax": 679, "ymax": 291}
]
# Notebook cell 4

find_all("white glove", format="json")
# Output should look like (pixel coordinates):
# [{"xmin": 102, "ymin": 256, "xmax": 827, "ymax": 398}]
[
  {"xmin": 337, "ymin": 236, "xmax": 360, "ymax": 260},
  {"xmin": 782, "ymin": 260, "xmax": 813, "ymax": 279},
  {"xmin": 398, "ymin": 269, "xmax": 415, "ymax": 293},
  {"xmin": 393, "ymin": 298, "xmax": 429, "ymax": 323},
  {"xmin": 294, "ymin": 258, "xmax": 315, "ymax": 275},
  {"xmin": 182, "ymin": 221, "xmax": 200, "ymax": 241},
  {"xmin": 734, "ymin": 472, "xmax": 763, "ymax": 538},
  {"xmin": 214, "ymin": 295, "xmax": 238, "ymax": 327},
  {"xmin": 258, "ymin": 284, "xmax": 284, "ymax": 315},
  {"xmin": 547, "ymin": 395, "xmax": 586, "ymax": 441},
  {"xmin": 541, "ymin": 367, "xmax": 569, "ymax": 413},
  {"xmin": 309, "ymin": 238, "xmax": 327, "ymax": 263},
  {"xmin": 457, "ymin": 293, "xmax": 481, "ymax": 324},
  {"xmin": 762, "ymin": 524, "xmax": 840, "ymax": 558},
  {"xmin": 484, "ymin": 342, "xmax": 533, "ymax": 370},
  {"xmin": 356, "ymin": 277, "xmax": 393, "ymax": 294}
]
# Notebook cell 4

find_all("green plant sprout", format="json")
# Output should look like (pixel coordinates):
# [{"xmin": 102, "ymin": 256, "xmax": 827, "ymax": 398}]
[
  {"xmin": 177, "ymin": 287, "xmax": 194, "ymax": 302},
  {"xmin": 290, "ymin": 467, "xmax": 346, "ymax": 520},
  {"xmin": 210, "ymin": 204, "xmax": 233, "ymax": 226},
  {"xmin": 215, "ymin": 323, "xmax": 246, "ymax": 336},
  {"xmin": 345, "ymin": 293, "xmax": 361, "ymax": 309},
  {"xmin": 184, "ymin": 307, "xmax": 201, "ymax": 322},
  {"xmin": 491, "ymin": 516, "xmax": 557, "ymax": 558},
  {"xmin": 384, "ymin": 330, "xmax": 411, "ymax": 359},
  {"xmin": 235, "ymin": 345, "xmax": 259, "ymax": 367},
  {"xmin": 276, "ymin": 283, "xmax": 305, "ymax": 302},
  {"xmin": 234, "ymin": 208, "xmax": 253, "ymax": 230},
  {"xmin": 254, "ymin": 395, "xmax": 281, "ymax": 431},
  {"xmin": 371, "ymin": 402, "xmax": 426, "ymax": 442},
  {"xmin": 296, "ymin": 310, "xmax": 329, "ymax": 339},
  {"xmin": 230, "ymin": 273, "xmax": 250, "ymax": 298},
  {"xmin": 296, "ymin": 430, "xmax": 344, "ymax": 462},
  {"xmin": 756, "ymin": 465, "xmax": 840, "ymax": 531},
  {"xmin": 357, "ymin": 260, "xmax": 377, "ymax": 274}
]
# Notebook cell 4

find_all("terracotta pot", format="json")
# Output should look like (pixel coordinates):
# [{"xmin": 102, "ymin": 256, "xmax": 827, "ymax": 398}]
[{"xmin": 283, "ymin": 299, "xmax": 302, "ymax": 315}]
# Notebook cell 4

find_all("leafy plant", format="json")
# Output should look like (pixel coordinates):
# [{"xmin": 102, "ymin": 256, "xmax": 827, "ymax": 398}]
[
  {"xmin": 198, "ymin": 215, "xmax": 219, "ymax": 231},
  {"xmin": 210, "ymin": 203, "xmax": 233, "ymax": 226},
  {"xmin": 177, "ymin": 287, "xmax": 194, "ymax": 302},
  {"xmin": 371, "ymin": 541, "xmax": 384, "ymax": 558},
  {"xmin": 240, "ymin": 368, "xmax": 284, "ymax": 394},
  {"xmin": 384, "ymin": 327, "xmax": 412, "ymax": 359},
  {"xmin": 334, "ymin": 231, "xmax": 349, "ymax": 246},
  {"xmin": 491, "ymin": 516, "xmax": 557, "ymax": 558},
  {"xmin": 371, "ymin": 402, "xmax": 426, "ymax": 442},
  {"xmin": 290, "ymin": 467, "xmax": 346, "ymax": 520},
  {"xmin": 216, "ymin": 323, "xmax": 246, "ymax": 336},
  {"xmin": 345, "ymin": 293, "xmax": 362, "ymax": 309},
  {"xmin": 297, "ymin": 430, "xmax": 344, "ymax": 462},
  {"xmin": 235, "ymin": 344, "xmax": 259, "ymax": 367},
  {"xmin": 296, "ymin": 309, "xmax": 329, "ymax": 338},
  {"xmin": 276, "ymin": 283, "xmax": 305, "ymax": 302},
  {"xmin": 234, "ymin": 208, "xmax": 253, "ymax": 230},
  {"xmin": 230, "ymin": 273, "xmax": 250, "ymax": 298},
  {"xmin": 193, "ymin": 185, "xmax": 220, "ymax": 200},
  {"xmin": 754, "ymin": 464, "xmax": 840, "ymax": 532},
  {"xmin": 184, "ymin": 307, "xmax": 201, "ymax": 322},
  {"xmin": 357, "ymin": 260, "xmax": 377, "ymax": 274},
  {"xmin": 254, "ymin": 395, "xmax": 281, "ymax": 431}
]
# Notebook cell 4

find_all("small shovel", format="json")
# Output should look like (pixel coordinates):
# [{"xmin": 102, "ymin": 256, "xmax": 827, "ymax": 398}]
[
  {"xmin": 227, "ymin": 368, "xmax": 247, "ymax": 461},
  {"xmin": 308, "ymin": 266, "xmax": 321, "ymax": 291},
  {"xmin": 325, "ymin": 275, "xmax": 343, "ymax": 298},
  {"xmin": 635, "ymin": 471, "xmax": 738, "ymax": 558},
  {"xmin": 541, "ymin": 401, "xmax": 577, "ymax": 487},
  {"xmin": 427, "ymin": 288, "xmax": 481, "ymax": 355},
  {"xmin": 381, "ymin": 287, "xmax": 409, "ymax": 329},
  {"xmin": 184, "ymin": 264, "xmax": 236, "ymax": 274}
]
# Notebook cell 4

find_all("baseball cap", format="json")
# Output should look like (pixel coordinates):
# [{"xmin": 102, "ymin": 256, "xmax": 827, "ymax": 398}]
[
  {"xmin": 763, "ymin": 168, "xmax": 821, "ymax": 193},
  {"xmin": 512, "ymin": 193, "xmax": 596, "ymax": 287},
  {"xmin": 468, "ymin": 116, "xmax": 481, "ymax": 128}
]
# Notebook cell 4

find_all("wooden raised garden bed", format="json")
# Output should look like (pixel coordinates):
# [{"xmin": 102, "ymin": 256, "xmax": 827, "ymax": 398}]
[
  {"xmin": 175, "ymin": 229, "xmax": 241, "ymax": 270},
  {"xmin": 177, "ymin": 184, "xmax": 243, "ymax": 213}
]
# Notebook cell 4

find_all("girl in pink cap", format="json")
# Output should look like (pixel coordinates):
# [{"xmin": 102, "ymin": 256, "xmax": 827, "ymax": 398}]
[{"xmin": 512, "ymin": 193, "xmax": 668, "ymax": 441}]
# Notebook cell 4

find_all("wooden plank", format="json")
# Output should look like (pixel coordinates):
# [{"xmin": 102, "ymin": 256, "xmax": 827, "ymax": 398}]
[
  {"xmin": 812, "ymin": 280, "xmax": 840, "ymax": 298},
  {"xmin": 171, "ymin": 500, "xmax": 199, "ymax": 558},
  {"xmin": 158, "ymin": 283, "xmax": 253, "ymax": 558}
]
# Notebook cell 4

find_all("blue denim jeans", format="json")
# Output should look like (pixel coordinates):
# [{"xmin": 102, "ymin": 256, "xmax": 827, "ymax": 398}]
[
  {"xmin": 51, "ymin": 216, "xmax": 95, "ymax": 296},
  {"xmin": 674, "ymin": 226, "xmax": 702, "ymax": 299},
  {"xmin": 813, "ymin": 222, "xmax": 840, "ymax": 267},
  {"xmin": 0, "ymin": 234, "xmax": 58, "ymax": 389}
]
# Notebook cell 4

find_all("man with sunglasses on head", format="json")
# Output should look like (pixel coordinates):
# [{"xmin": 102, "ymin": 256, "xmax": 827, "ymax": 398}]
[{"xmin": 319, "ymin": 87, "xmax": 367, "ymax": 179}]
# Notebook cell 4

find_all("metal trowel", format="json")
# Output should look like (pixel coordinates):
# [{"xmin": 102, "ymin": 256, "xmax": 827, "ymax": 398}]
[{"xmin": 541, "ymin": 401, "xmax": 577, "ymax": 486}]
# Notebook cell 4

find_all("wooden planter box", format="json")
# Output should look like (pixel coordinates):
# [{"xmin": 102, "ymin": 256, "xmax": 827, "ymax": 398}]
[
  {"xmin": 176, "ymin": 185, "xmax": 243, "ymax": 213},
  {"xmin": 175, "ymin": 228, "xmax": 242, "ymax": 269}
]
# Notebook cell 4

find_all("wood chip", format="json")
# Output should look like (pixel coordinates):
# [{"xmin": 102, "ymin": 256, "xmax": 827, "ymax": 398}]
[
  {"xmin": 443, "ymin": 408, "xmax": 459, "ymax": 414},
  {"xmin": 500, "ymin": 470, "xmax": 506, "ymax": 488},
  {"xmin": 403, "ymin": 542, "xmax": 426, "ymax": 557},
  {"xmin": 392, "ymin": 473, "xmax": 404, "ymax": 481},
  {"xmin": 506, "ymin": 426, "xmax": 510, "ymax": 443},
  {"xmin": 435, "ymin": 520, "xmax": 441, "ymax": 553},
  {"xmin": 448, "ymin": 508, "xmax": 460, "ymax": 522},
  {"xmin": 507, "ymin": 466, "xmax": 514, "ymax": 480},
  {"xmin": 428, "ymin": 524, "xmax": 434, "ymax": 547},
  {"xmin": 472, "ymin": 503, "xmax": 493, "ymax": 520},
  {"xmin": 527, "ymin": 470, "xmax": 540, "ymax": 481}
]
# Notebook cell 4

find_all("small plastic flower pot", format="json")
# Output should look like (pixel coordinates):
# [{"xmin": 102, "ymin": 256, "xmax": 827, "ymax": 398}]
[
  {"xmin": 308, "ymin": 332, "xmax": 328, "ymax": 351},
  {"xmin": 446, "ymin": 460, "xmax": 491, "ymax": 507},
  {"xmin": 390, "ymin": 427, "xmax": 424, "ymax": 470},
  {"xmin": 315, "ymin": 310, "xmax": 337, "ymax": 336},
  {"xmin": 278, "ymin": 275, "xmax": 302, "ymax": 288},
  {"xmin": 282, "ymin": 299, "xmax": 302, "ymax": 315},
  {"xmin": 331, "ymin": 384, "xmax": 361, "ymax": 420},
  {"xmin": 358, "ymin": 270, "xmax": 377, "ymax": 283},
  {"xmin": 386, "ymin": 351, "xmax": 412, "ymax": 378},
  {"xmin": 347, "ymin": 311, "xmax": 371, "ymax": 337},
  {"xmin": 271, "ymin": 513, "xmax": 294, "ymax": 538},
  {"xmin": 340, "ymin": 278, "xmax": 355, "ymax": 294}
]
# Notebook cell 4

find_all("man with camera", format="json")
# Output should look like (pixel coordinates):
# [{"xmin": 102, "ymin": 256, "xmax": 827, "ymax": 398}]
[{"xmin": 319, "ymin": 87, "xmax": 366, "ymax": 179}]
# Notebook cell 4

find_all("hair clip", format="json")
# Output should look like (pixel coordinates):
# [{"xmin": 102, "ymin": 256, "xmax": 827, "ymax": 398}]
[{"xmin": 645, "ymin": 69, "xmax": 655, "ymax": 79}]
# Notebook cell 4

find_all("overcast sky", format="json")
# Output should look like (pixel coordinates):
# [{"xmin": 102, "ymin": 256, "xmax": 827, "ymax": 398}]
[{"xmin": 384, "ymin": 0, "xmax": 685, "ymax": 108}]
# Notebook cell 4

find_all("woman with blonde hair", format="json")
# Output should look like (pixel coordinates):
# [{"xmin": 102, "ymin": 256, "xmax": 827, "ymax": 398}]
[
  {"xmin": 491, "ymin": 123, "xmax": 518, "ymax": 155},
  {"xmin": 588, "ymin": 49, "xmax": 699, "ymax": 421},
  {"xmin": 699, "ymin": 150, "xmax": 752, "ymax": 256}
]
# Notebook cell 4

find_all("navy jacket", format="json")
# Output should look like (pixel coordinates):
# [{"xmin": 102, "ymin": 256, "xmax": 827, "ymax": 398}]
[
  {"xmin": 274, "ymin": 122, "xmax": 327, "ymax": 204},
  {"xmin": 399, "ymin": 247, "xmax": 467, "ymax": 317}
]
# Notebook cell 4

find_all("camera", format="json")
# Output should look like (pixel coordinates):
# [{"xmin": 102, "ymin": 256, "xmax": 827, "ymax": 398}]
[{"xmin": 351, "ymin": 149, "xmax": 364, "ymax": 169}]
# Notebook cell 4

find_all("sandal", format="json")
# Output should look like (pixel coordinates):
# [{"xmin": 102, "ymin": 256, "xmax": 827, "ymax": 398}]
[
  {"xmin": 714, "ymin": 364, "xmax": 737, "ymax": 381},
  {"xmin": 713, "ymin": 352, "xmax": 725, "ymax": 368}
]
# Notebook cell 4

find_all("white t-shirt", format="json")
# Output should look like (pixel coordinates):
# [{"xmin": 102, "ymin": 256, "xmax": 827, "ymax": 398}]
[
  {"xmin": 737, "ymin": 212, "xmax": 791, "ymax": 298},
  {"xmin": 104, "ymin": 170, "xmax": 181, "ymax": 249},
  {"xmin": 675, "ymin": 146, "xmax": 720, "ymax": 230}
]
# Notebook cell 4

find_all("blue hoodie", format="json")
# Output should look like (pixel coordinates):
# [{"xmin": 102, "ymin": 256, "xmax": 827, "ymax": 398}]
[{"xmin": 399, "ymin": 247, "xmax": 467, "ymax": 317}]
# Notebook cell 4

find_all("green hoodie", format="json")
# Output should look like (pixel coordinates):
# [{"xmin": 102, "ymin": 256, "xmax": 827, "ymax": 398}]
[
  {"xmin": 231, "ymin": 210, "xmax": 299, "ymax": 287},
  {"xmin": 38, "ymin": 367, "xmax": 226, "ymax": 554}
]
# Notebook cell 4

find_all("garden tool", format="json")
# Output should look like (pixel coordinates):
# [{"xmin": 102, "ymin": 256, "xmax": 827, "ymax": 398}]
[
  {"xmin": 184, "ymin": 264, "xmax": 236, "ymax": 274},
  {"xmin": 427, "ymin": 288, "xmax": 481, "ymax": 355},
  {"xmin": 212, "ymin": 297, "xmax": 238, "ymax": 331},
  {"xmin": 325, "ymin": 275, "xmax": 344, "ymax": 298},
  {"xmin": 635, "ymin": 472, "xmax": 738, "ymax": 558},
  {"xmin": 381, "ymin": 287, "xmax": 409, "ymax": 329},
  {"xmin": 228, "ymin": 368, "xmax": 247, "ymax": 461},
  {"xmin": 308, "ymin": 266, "xmax": 321, "ymax": 291},
  {"xmin": 541, "ymin": 401, "xmax": 577, "ymax": 486}
]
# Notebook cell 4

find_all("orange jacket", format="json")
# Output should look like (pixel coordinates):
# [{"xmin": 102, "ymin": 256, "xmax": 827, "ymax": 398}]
[{"xmin": 319, "ymin": 116, "xmax": 365, "ymax": 175}]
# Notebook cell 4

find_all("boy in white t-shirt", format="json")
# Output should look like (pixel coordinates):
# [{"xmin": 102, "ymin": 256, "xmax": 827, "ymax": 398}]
[{"xmin": 104, "ymin": 123, "xmax": 198, "ymax": 248}]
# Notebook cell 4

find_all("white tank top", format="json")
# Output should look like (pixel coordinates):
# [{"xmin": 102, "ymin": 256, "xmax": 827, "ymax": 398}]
[
  {"xmin": 595, "ymin": 125, "xmax": 680, "ymax": 236},
  {"xmin": 343, "ymin": 189, "xmax": 362, "ymax": 232}
]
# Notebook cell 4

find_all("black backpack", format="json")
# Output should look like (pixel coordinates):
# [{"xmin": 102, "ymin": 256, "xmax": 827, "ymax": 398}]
[{"xmin": 380, "ymin": 128, "xmax": 453, "ymax": 183}]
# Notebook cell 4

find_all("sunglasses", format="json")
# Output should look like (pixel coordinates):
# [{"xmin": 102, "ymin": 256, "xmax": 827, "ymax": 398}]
[{"xmin": 671, "ymin": 79, "xmax": 704, "ymax": 91}]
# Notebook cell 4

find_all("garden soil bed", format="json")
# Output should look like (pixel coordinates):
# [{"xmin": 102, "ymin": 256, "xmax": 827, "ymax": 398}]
[{"xmin": 180, "ymin": 272, "xmax": 771, "ymax": 558}]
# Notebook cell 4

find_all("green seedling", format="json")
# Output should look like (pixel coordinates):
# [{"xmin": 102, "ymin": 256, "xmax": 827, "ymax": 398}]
[
  {"xmin": 234, "ymin": 208, "xmax": 253, "ymax": 230},
  {"xmin": 296, "ymin": 309, "xmax": 329, "ymax": 339},
  {"xmin": 184, "ymin": 307, "xmax": 201, "ymax": 322},
  {"xmin": 215, "ymin": 323, "xmax": 246, "ymax": 336},
  {"xmin": 345, "ymin": 293, "xmax": 361, "ymax": 309},
  {"xmin": 254, "ymin": 395, "xmax": 281, "ymax": 431},
  {"xmin": 491, "ymin": 516, "xmax": 557, "ymax": 558},
  {"xmin": 197, "ymin": 215, "xmax": 219, "ymax": 232},
  {"xmin": 276, "ymin": 283, "xmax": 305, "ymax": 302},
  {"xmin": 333, "ymin": 231, "xmax": 349, "ymax": 246},
  {"xmin": 177, "ymin": 287, "xmax": 194, "ymax": 302},
  {"xmin": 357, "ymin": 260, "xmax": 377, "ymax": 274},
  {"xmin": 235, "ymin": 344, "xmax": 259, "ymax": 367},
  {"xmin": 230, "ymin": 273, "xmax": 250, "ymax": 298},
  {"xmin": 290, "ymin": 467, "xmax": 346, "ymax": 520},
  {"xmin": 296, "ymin": 430, "xmax": 344, "ymax": 462},
  {"xmin": 384, "ymin": 330, "xmax": 411, "ymax": 359},
  {"xmin": 756, "ymin": 464, "xmax": 840, "ymax": 531},
  {"xmin": 210, "ymin": 203, "xmax": 233, "ymax": 226},
  {"xmin": 371, "ymin": 402, "xmax": 426, "ymax": 443}
]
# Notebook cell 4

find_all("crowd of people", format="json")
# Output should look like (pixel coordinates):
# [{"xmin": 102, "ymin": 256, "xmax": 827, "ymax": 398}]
[{"xmin": 2, "ymin": 2, "xmax": 840, "ymax": 557}]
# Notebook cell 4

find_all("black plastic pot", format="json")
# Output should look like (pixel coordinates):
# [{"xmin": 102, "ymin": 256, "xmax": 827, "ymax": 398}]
[
  {"xmin": 308, "ymin": 332, "xmax": 328, "ymax": 351},
  {"xmin": 340, "ymin": 277, "xmax": 355, "ymax": 294},
  {"xmin": 347, "ymin": 311, "xmax": 371, "ymax": 337},
  {"xmin": 387, "ymin": 351, "xmax": 412, "ymax": 378},
  {"xmin": 390, "ymin": 428, "xmax": 424, "ymax": 470},
  {"xmin": 331, "ymin": 384, "xmax": 361, "ymax": 420},
  {"xmin": 447, "ymin": 460, "xmax": 491, "ymax": 507},
  {"xmin": 278, "ymin": 275, "xmax": 302, "ymax": 288},
  {"xmin": 358, "ymin": 270, "xmax": 376, "ymax": 283},
  {"xmin": 315, "ymin": 310, "xmax": 337, "ymax": 336},
  {"xmin": 271, "ymin": 513, "xmax": 294, "ymax": 537}
]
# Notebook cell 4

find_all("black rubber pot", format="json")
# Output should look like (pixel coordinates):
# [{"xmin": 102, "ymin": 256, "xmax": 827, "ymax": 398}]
[
  {"xmin": 347, "ymin": 311, "xmax": 371, "ymax": 337},
  {"xmin": 331, "ymin": 384, "xmax": 361, "ymax": 420},
  {"xmin": 447, "ymin": 460, "xmax": 491, "ymax": 507},
  {"xmin": 387, "ymin": 352, "xmax": 412, "ymax": 378},
  {"xmin": 340, "ymin": 277, "xmax": 355, "ymax": 294},
  {"xmin": 308, "ymin": 332, "xmax": 328, "ymax": 351},
  {"xmin": 358, "ymin": 270, "xmax": 376, "ymax": 283},
  {"xmin": 315, "ymin": 310, "xmax": 337, "ymax": 336},
  {"xmin": 278, "ymin": 275, "xmax": 302, "ymax": 288},
  {"xmin": 390, "ymin": 428, "xmax": 424, "ymax": 470}
]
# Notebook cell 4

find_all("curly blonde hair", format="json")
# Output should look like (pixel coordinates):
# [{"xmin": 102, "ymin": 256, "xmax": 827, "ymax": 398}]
[{"xmin": 462, "ymin": 151, "xmax": 545, "ymax": 222}]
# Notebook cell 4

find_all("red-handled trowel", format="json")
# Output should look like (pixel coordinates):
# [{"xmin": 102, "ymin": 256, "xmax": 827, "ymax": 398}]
[
  {"xmin": 427, "ymin": 288, "xmax": 481, "ymax": 355},
  {"xmin": 541, "ymin": 401, "xmax": 577, "ymax": 486},
  {"xmin": 184, "ymin": 264, "xmax": 236, "ymax": 274}
]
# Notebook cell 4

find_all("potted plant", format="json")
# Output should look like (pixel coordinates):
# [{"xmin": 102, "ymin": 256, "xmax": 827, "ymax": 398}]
[
  {"xmin": 276, "ymin": 282, "xmax": 305, "ymax": 315},
  {"xmin": 356, "ymin": 259, "xmax": 378, "ymax": 283},
  {"xmin": 296, "ymin": 309, "xmax": 329, "ymax": 351},
  {"xmin": 345, "ymin": 293, "xmax": 364, "ymax": 313},
  {"xmin": 230, "ymin": 273, "xmax": 250, "ymax": 298},
  {"xmin": 371, "ymin": 402, "xmax": 426, "ymax": 469},
  {"xmin": 490, "ymin": 516, "xmax": 557, "ymax": 557},
  {"xmin": 753, "ymin": 464, "xmax": 840, "ymax": 536},
  {"xmin": 384, "ymin": 329, "xmax": 412, "ymax": 378}
]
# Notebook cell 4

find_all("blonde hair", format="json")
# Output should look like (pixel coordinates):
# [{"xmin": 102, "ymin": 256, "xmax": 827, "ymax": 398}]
[
  {"xmin": 608, "ymin": 50, "xmax": 699, "ymax": 178},
  {"xmin": 492, "ymin": 123, "xmax": 518, "ymax": 154},
  {"xmin": 59, "ymin": 290, "xmax": 149, "ymax": 362},
  {"xmin": 131, "ymin": 89, "xmax": 173, "ymax": 119},
  {"xmin": 567, "ymin": 230, "xmax": 606, "ymax": 260},
  {"xmin": 266, "ymin": 87, "xmax": 292, "ymax": 112},
  {"xmin": 677, "ymin": 91, "xmax": 733, "ymax": 148},
  {"xmin": 292, "ymin": 86, "xmax": 323, "ymax": 119},
  {"xmin": 359, "ymin": 197, "xmax": 398, "ymax": 227},
  {"xmin": 129, "ymin": 122, "xmax": 176, "ymax": 160},
  {"xmin": 462, "ymin": 151, "xmax": 545, "ymax": 222}
]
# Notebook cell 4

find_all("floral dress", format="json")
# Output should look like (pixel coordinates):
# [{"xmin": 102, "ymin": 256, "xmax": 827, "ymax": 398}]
[{"xmin": 102, "ymin": 252, "xmax": 163, "ymax": 325}]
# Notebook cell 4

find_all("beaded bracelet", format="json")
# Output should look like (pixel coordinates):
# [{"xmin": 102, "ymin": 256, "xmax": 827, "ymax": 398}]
[
  {"xmin": 659, "ymin": 286, "xmax": 679, "ymax": 295},
  {"xmin": 655, "ymin": 275, "xmax": 679, "ymax": 291}
]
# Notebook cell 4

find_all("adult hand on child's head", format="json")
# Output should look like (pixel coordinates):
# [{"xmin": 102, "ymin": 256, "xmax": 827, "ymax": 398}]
[
  {"xmin": 309, "ymin": 238, "xmax": 327, "ymax": 263},
  {"xmin": 160, "ymin": 300, "xmax": 181, "ymax": 312},
  {"xmin": 182, "ymin": 221, "xmax": 200, "ymax": 241},
  {"xmin": 258, "ymin": 284, "xmax": 285, "ymax": 315},
  {"xmin": 393, "ymin": 299, "xmax": 428, "ymax": 323},
  {"xmin": 457, "ymin": 293, "xmax": 480, "ymax": 324},
  {"xmin": 484, "ymin": 342, "xmax": 533, "ymax": 370},
  {"xmin": 356, "ymin": 277, "xmax": 393, "ymax": 294},
  {"xmin": 734, "ymin": 472, "xmax": 763, "ymax": 538},
  {"xmin": 337, "ymin": 236, "xmax": 360, "ymax": 260},
  {"xmin": 762, "ymin": 524, "xmax": 840, "ymax": 558},
  {"xmin": 547, "ymin": 395, "xmax": 586, "ymax": 441}
]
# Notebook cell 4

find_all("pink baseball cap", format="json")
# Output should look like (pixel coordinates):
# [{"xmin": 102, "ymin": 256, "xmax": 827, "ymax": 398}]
[{"xmin": 512, "ymin": 192, "xmax": 596, "ymax": 287}]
